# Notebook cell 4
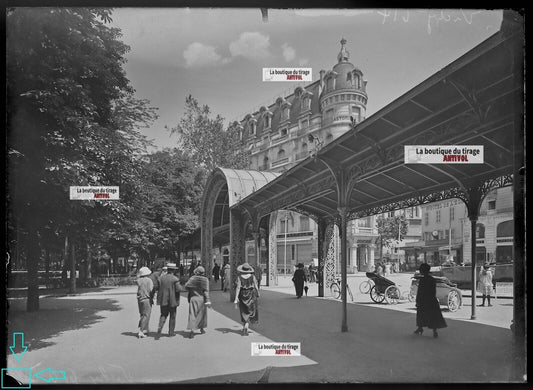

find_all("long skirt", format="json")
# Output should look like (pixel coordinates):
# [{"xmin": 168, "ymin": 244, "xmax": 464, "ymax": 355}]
[
  {"xmin": 294, "ymin": 280, "xmax": 305, "ymax": 297},
  {"xmin": 187, "ymin": 296, "xmax": 207, "ymax": 330},
  {"xmin": 478, "ymin": 282, "xmax": 494, "ymax": 296},
  {"xmin": 238, "ymin": 288, "xmax": 258, "ymax": 324},
  {"xmin": 416, "ymin": 298, "xmax": 447, "ymax": 329}
]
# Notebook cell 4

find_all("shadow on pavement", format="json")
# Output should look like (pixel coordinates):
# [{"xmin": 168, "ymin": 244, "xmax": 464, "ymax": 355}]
[
  {"xmin": 207, "ymin": 288, "xmax": 513, "ymax": 383},
  {"xmin": 7, "ymin": 296, "xmax": 121, "ymax": 352},
  {"xmin": 214, "ymin": 327, "xmax": 244, "ymax": 336},
  {"xmin": 121, "ymin": 331, "xmax": 140, "ymax": 338},
  {"xmin": 7, "ymin": 286, "xmax": 129, "ymax": 299}
]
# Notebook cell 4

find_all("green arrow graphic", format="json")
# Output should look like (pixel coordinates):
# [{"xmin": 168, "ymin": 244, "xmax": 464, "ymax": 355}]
[
  {"xmin": 34, "ymin": 368, "xmax": 67, "ymax": 383},
  {"xmin": 9, "ymin": 332, "xmax": 28, "ymax": 361}
]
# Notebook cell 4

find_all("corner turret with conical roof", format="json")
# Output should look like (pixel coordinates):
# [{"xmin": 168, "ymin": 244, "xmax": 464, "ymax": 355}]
[{"xmin": 319, "ymin": 38, "xmax": 368, "ymax": 127}]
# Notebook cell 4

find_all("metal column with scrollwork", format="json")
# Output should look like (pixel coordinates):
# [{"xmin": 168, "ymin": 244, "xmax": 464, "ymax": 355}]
[
  {"xmin": 317, "ymin": 218, "xmax": 327, "ymax": 297},
  {"xmin": 268, "ymin": 210, "xmax": 278, "ymax": 286},
  {"xmin": 323, "ymin": 223, "xmax": 337, "ymax": 294}
]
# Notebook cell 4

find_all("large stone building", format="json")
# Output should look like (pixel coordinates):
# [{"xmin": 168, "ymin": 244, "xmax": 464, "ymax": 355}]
[
  {"xmin": 403, "ymin": 187, "xmax": 514, "ymax": 268},
  {"xmin": 232, "ymin": 38, "xmax": 381, "ymax": 275}
]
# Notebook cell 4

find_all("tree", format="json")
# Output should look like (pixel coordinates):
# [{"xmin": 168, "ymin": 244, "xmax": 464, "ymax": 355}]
[
  {"xmin": 105, "ymin": 148, "xmax": 204, "ymax": 266},
  {"xmin": 7, "ymin": 8, "xmax": 157, "ymax": 310},
  {"xmin": 376, "ymin": 214, "xmax": 409, "ymax": 261},
  {"xmin": 171, "ymin": 95, "xmax": 250, "ymax": 174}
]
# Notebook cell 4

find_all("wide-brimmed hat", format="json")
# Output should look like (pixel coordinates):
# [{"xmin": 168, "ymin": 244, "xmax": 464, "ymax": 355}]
[
  {"xmin": 166, "ymin": 262, "xmax": 178, "ymax": 269},
  {"xmin": 138, "ymin": 266, "xmax": 152, "ymax": 277},
  {"xmin": 237, "ymin": 262, "xmax": 254, "ymax": 274},
  {"xmin": 297, "ymin": 263, "xmax": 304, "ymax": 268},
  {"xmin": 194, "ymin": 266, "xmax": 205, "ymax": 275},
  {"xmin": 483, "ymin": 263, "xmax": 491, "ymax": 269}
]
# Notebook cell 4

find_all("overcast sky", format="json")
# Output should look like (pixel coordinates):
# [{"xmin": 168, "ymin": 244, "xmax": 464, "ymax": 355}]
[{"xmin": 110, "ymin": 8, "xmax": 503, "ymax": 151}]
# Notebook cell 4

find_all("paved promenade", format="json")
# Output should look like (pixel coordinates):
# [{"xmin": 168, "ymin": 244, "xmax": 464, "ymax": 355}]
[{"xmin": 6, "ymin": 275, "xmax": 517, "ymax": 384}]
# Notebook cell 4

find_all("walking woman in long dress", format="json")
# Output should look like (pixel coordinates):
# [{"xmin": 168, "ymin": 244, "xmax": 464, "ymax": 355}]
[
  {"xmin": 292, "ymin": 263, "xmax": 307, "ymax": 298},
  {"xmin": 414, "ymin": 263, "xmax": 447, "ymax": 338},
  {"xmin": 234, "ymin": 263, "xmax": 259, "ymax": 336},
  {"xmin": 184, "ymin": 266, "xmax": 211, "ymax": 338}
]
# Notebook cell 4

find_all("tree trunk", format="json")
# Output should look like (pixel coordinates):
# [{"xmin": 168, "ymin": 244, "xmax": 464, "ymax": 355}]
[
  {"xmin": 44, "ymin": 247, "xmax": 50, "ymax": 287},
  {"xmin": 62, "ymin": 236, "xmax": 69, "ymax": 287},
  {"xmin": 86, "ymin": 243, "xmax": 92, "ymax": 279},
  {"xmin": 69, "ymin": 240, "xmax": 76, "ymax": 294},
  {"xmin": 26, "ymin": 224, "xmax": 40, "ymax": 312}
]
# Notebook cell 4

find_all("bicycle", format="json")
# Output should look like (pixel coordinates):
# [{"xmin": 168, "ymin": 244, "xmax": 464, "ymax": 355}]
[
  {"xmin": 330, "ymin": 276, "xmax": 354, "ymax": 302},
  {"xmin": 359, "ymin": 278, "xmax": 375, "ymax": 294}
]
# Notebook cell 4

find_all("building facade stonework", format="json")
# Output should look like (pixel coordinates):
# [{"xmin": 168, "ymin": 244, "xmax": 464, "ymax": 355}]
[{"xmin": 234, "ymin": 39, "xmax": 379, "ymax": 276}]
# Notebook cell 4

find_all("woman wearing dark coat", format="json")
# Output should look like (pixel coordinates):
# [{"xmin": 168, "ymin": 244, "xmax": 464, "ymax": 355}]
[
  {"xmin": 234, "ymin": 262, "xmax": 259, "ymax": 336},
  {"xmin": 414, "ymin": 263, "xmax": 447, "ymax": 338},
  {"xmin": 292, "ymin": 263, "xmax": 307, "ymax": 298},
  {"xmin": 184, "ymin": 266, "xmax": 211, "ymax": 339}
]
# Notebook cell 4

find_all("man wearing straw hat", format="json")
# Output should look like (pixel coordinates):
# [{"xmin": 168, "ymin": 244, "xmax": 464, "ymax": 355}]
[
  {"xmin": 136, "ymin": 266, "xmax": 154, "ymax": 339},
  {"xmin": 155, "ymin": 263, "xmax": 182, "ymax": 339}
]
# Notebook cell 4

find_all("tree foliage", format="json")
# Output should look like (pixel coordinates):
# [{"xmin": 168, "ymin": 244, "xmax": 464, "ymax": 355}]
[
  {"xmin": 6, "ymin": 7, "xmax": 158, "ymax": 309},
  {"xmin": 106, "ymin": 149, "xmax": 204, "ymax": 264},
  {"xmin": 171, "ymin": 95, "xmax": 250, "ymax": 174},
  {"xmin": 376, "ymin": 214, "xmax": 409, "ymax": 258}
]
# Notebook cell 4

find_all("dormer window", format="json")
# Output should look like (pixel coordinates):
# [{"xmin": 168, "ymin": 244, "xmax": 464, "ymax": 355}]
[
  {"xmin": 263, "ymin": 110, "xmax": 273, "ymax": 129},
  {"xmin": 354, "ymin": 74, "xmax": 361, "ymax": 89},
  {"xmin": 325, "ymin": 71, "xmax": 337, "ymax": 92},
  {"xmin": 294, "ymin": 86, "xmax": 303, "ymax": 98},
  {"xmin": 281, "ymin": 101, "xmax": 291, "ymax": 121},
  {"xmin": 280, "ymin": 128, "xmax": 288, "ymax": 137},
  {"xmin": 249, "ymin": 119, "xmax": 257, "ymax": 136},
  {"xmin": 326, "ymin": 76, "xmax": 334, "ymax": 92},
  {"xmin": 302, "ymin": 96, "xmax": 310, "ymax": 111},
  {"xmin": 235, "ymin": 123, "xmax": 244, "ymax": 140}
]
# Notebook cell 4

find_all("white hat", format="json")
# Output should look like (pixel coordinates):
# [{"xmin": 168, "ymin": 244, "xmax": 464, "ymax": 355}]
[
  {"xmin": 237, "ymin": 263, "xmax": 254, "ymax": 274},
  {"xmin": 166, "ymin": 262, "xmax": 178, "ymax": 269},
  {"xmin": 138, "ymin": 267, "xmax": 151, "ymax": 277}
]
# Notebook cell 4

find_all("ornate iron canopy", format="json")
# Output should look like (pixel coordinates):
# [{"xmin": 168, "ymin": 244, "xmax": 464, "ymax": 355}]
[{"xmin": 233, "ymin": 29, "xmax": 520, "ymax": 221}]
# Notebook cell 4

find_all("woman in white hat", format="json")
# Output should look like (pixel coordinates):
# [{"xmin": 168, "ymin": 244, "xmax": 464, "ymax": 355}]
[
  {"xmin": 184, "ymin": 265, "xmax": 211, "ymax": 338},
  {"xmin": 136, "ymin": 266, "xmax": 154, "ymax": 338},
  {"xmin": 234, "ymin": 262, "xmax": 259, "ymax": 336}
]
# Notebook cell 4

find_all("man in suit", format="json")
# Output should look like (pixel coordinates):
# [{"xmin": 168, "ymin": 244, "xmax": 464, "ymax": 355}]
[{"xmin": 156, "ymin": 263, "xmax": 182, "ymax": 338}]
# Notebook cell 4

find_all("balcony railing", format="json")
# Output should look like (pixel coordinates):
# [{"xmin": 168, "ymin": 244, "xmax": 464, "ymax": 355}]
[
  {"xmin": 271, "ymin": 157, "xmax": 289, "ymax": 167},
  {"xmin": 295, "ymin": 151, "xmax": 310, "ymax": 161},
  {"xmin": 353, "ymin": 227, "xmax": 376, "ymax": 236}
]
